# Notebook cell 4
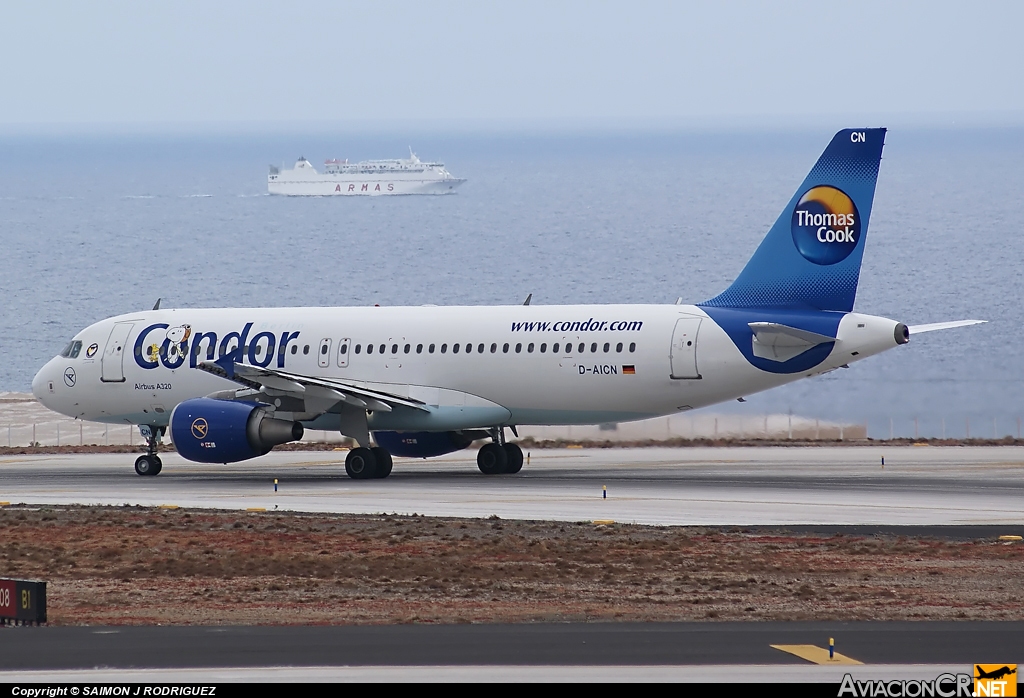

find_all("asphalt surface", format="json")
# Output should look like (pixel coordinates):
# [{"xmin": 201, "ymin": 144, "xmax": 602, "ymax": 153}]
[
  {"xmin": 0, "ymin": 622, "xmax": 1020, "ymax": 670},
  {"xmin": 1, "ymin": 446, "xmax": 1023, "ymax": 526}
]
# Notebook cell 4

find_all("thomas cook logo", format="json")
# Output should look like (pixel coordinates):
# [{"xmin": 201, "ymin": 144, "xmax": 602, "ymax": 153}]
[
  {"xmin": 791, "ymin": 185, "xmax": 860, "ymax": 265},
  {"xmin": 191, "ymin": 418, "xmax": 209, "ymax": 440}
]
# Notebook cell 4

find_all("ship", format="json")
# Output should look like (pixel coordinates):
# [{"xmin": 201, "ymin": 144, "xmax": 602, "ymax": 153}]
[{"xmin": 268, "ymin": 149, "xmax": 465, "ymax": 196}]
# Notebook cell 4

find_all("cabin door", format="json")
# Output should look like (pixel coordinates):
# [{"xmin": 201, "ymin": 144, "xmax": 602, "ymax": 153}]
[
  {"xmin": 101, "ymin": 322, "xmax": 134, "ymax": 383},
  {"xmin": 669, "ymin": 317, "xmax": 702, "ymax": 379}
]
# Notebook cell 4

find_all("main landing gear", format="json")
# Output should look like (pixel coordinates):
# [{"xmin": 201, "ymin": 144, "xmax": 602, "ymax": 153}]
[
  {"xmin": 477, "ymin": 428, "xmax": 524, "ymax": 475},
  {"xmin": 134, "ymin": 425, "xmax": 164, "ymax": 477},
  {"xmin": 345, "ymin": 446, "xmax": 393, "ymax": 480}
]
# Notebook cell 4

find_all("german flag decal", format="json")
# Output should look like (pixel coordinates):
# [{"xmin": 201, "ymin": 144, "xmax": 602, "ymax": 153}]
[{"xmin": 622, "ymin": 365, "xmax": 636, "ymax": 375}]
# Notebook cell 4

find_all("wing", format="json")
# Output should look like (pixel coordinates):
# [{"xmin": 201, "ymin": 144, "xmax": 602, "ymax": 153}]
[{"xmin": 196, "ymin": 348, "xmax": 429, "ymax": 416}]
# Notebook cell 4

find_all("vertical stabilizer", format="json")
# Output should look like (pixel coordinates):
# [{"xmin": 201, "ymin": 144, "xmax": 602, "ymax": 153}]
[{"xmin": 701, "ymin": 128, "xmax": 886, "ymax": 312}]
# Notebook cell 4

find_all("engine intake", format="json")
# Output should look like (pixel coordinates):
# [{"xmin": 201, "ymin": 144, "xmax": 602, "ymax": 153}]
[{"xmin": 170, "ymin": 397, "xmax": 303, "ymax": 464}]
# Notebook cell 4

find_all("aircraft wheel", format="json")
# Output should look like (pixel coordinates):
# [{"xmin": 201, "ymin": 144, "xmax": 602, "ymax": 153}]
[
  {"xmin": 503, "ymin": 443, "xmax": 524, "ymax": 474},
  {"xmin": 135, "ymin": 455, "xmax": 159, "ymax": 477},
  {"xmin": 371, "ymin": 447, "xmax": 393, "ymax": 479},
  {"xmin": 477, "ymin": 443, "xmax": 508, "ymax": 475},
  {"xmin": 152, "ymin": 456, "xmax": 163, "ymax": 476},
  {"xmin": 345, "ymin": 447, "xmax": 377, "ymax": 480}
]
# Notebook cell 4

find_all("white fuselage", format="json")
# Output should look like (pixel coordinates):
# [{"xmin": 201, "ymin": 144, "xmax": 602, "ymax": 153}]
[{"xmin": 32, "ymin": 304, "xmax": 904, "ymax": 432}]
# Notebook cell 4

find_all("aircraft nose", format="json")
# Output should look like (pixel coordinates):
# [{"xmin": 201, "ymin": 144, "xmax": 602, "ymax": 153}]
[{"xmin": 31, "ymin": 361, "xmax": 53, "ymax": 402}]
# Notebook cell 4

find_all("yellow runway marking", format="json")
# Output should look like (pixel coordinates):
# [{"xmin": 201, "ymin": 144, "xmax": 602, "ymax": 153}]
[
  {"xmin": 771, "ymin": 644, "xmax": 862, "ymax": 665},
  {"xmin": 158, "ymin": 504, "xmax": 179, "ymax": 510}
]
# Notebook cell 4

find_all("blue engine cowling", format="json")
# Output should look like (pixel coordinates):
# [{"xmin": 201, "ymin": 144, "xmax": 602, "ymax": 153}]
[
  {"xmin": 372, "ymin": 431, "xmax": 474, "ymax": 459},
  {"xmin": 170, "ymin": 397, "xmax": 304, "ymax": 464}
]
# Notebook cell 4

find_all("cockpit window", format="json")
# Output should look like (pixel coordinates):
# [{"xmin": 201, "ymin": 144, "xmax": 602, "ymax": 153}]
[{"xmin": 60, "ymin": 340, "xmax": 83, "ymax": 358}]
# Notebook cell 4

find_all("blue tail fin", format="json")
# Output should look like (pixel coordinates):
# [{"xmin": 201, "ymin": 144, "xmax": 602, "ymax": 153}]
[{"xmin": 701, "ymin": 128, "xmax": 886, "ymax": 312}]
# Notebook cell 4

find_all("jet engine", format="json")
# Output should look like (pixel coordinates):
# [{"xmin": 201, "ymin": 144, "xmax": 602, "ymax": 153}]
[
  {"xmin": 170, "ymin": 397, "xmax": 303, "ymax": 464},
  {"xmin": 373, "ymin": 430, "xmax": 475, "ymax": 459}
]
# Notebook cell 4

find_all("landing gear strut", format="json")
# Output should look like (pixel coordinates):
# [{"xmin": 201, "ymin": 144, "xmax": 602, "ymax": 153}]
[{"xmin": 134, "ymin": 425, "xmax": 164, "ymax": 477}]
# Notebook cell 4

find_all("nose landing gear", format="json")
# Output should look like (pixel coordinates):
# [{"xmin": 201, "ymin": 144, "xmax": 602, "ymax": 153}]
[{"xmin": 134, "ymin": 425, "xmax": 164, "ymax": 476}]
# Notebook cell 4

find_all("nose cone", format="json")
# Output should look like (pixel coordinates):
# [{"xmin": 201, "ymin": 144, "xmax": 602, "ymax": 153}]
[
  {"xmin": 32, "ymin": 358, "xmax": 56, "ymax": 405},
  {"xmin": 31, "ymin": 364, "xmax": 47, "ymax": 400}
]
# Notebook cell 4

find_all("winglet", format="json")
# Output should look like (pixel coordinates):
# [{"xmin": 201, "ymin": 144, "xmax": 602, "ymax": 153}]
[{"xmin": 213, "ymin": 346, "xmax": 245, "ymax": 378}]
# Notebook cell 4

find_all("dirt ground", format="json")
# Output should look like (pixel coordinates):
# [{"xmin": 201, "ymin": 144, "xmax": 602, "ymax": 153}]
[{"xmin": 2, "ymin": 505, "xmax": 1022, "ymax": 625}]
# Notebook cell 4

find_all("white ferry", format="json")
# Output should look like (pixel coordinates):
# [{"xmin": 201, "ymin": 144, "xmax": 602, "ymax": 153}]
[{"xmin": 268, "ymin": 149, "xmax": 465, "ymax": 196}]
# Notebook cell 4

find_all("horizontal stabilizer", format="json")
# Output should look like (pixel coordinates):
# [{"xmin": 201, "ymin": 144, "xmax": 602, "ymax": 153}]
[
  {"xmin": 908, "ymin": 319, "xmax": 986, "ymax": 335},
  {"xmin": 748, "ymin": 322, "xmax": 835, "ymax": 363}
]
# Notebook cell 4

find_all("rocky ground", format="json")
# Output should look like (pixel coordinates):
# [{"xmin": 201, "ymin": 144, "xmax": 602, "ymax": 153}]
[{"xmin": 2, "ymin": 505, "xmax": 1022, "ymax": 625}]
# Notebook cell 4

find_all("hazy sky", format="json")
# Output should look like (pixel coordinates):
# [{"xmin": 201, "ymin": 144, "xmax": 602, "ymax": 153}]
[{"xmin": 2, "ymin": 1, "xmax": 1022, "ymax": 128}]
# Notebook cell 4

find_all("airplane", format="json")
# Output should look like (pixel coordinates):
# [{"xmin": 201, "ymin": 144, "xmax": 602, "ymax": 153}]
[
  {"xmin": 31, "ymin": 128, "xmax": 983, "ymax": 479},
  {"xmin": 976, "ymin": 666, "xmax": 1016, "ymax": 681}
]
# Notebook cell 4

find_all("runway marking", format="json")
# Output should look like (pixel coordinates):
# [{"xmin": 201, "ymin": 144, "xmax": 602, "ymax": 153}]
[{"xmin": 771, "ymin": 644, "xmax": 862, "ymax": 665}]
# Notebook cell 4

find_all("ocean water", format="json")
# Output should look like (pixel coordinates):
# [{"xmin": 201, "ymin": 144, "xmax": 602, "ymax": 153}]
[{"xmin": 1, "ymin": 127, "xmax": 1021, "ymax": 438}]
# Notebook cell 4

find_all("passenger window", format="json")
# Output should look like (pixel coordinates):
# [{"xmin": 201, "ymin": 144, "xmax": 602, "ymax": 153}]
[
  {"xmin": 379, "ymin": 344, "xmax": 386, "ymax": 354},
  {"xmin": 303, "ymin": 345, "xmax": 310, "ymax": 355},
  {"xmin": 255, "ymin": 345, "xmax": 263, "ymax": 356},
  {"xmin": 603, "ymin": 343, "xmax": 610, "ymax": 353},
  {"xmin": 590, "ymin": 343, "xmax": 597, "ymax": 353},
  {"xmin": 466, "ymin": 343, "xmax": 473, "ymax": 353},
  {"xmin": 355, "ymin": 344, "xmax": 362, "ymax": 354},
  {"xmin": 477, "ymin": 343, "xmax": 484, "ymax": 354},
  {"xmin": 367, "ymin": 344, "xmax": 374, "ymax": 354},
  {"xmin": 490, "ymin": 343, "xmax": 497, "ymax": 353},
  {"xmin": 441, "ymin": 344, "xmax": 447, "ymax": 354},
  {"xmin": 553, "ymin": 343, "xmax": 560, "ymax": 353},
  {"xmin": 391, "ymin": 344, "xmax": 398, "ymax": 354},
  {"xmin": 291, "ymin": 345, "xmax": 298, "ymax": 355},
  {"xmin": 629, "ymin": 342, "xmax": 636, "ymax": 352},
  {"xmin": 416, "ymin": 344, "xmax": 423, "ymax": 354},
  {"xmin": 320, "ymin": 344, "xmax": 328, "ymax": 355},
  {"xmin": 429, "ymin": 344, "xmax": 435, "ymax": 353},
  {"xmin": 515, "ymin": 343, "xmax": 522, "ymax": 353},
  {"xmin": 341, "ymin": 344, "xmax": 348, "ymax": 354},
  {"xmin": 527, "ymin": 343, "xmax": 534, "ymax": 353},
  {"xmin": 453, "ymin": 343, "xmax": 460, "ymax": 354},
  {"xmin": 540, "ymin": 343, "xmax": 547, "ymax": 353},
  {"xmin": 616, "ymin": 342, "xmax": 623, "ymax": 353},
  {"xmin": 503, "ymin": 343, "xmax": 509, "ymax": 353}
]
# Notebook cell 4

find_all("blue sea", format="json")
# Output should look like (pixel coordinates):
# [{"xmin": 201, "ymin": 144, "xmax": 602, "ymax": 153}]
[{"xmin": 2, "ymin": 126, "xmax": 1021, "ymax": 438}]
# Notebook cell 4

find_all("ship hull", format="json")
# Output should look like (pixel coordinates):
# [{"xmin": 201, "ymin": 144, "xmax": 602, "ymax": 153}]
[{"xmin": 268, "ymin": 178, "xmax": 465, "ymax": 196}]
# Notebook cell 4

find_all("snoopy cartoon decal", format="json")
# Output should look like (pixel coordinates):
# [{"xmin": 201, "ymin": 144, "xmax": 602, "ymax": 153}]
[{"xmin": 146, "ymin": 324, "xmax": 192, "ymax": 363}]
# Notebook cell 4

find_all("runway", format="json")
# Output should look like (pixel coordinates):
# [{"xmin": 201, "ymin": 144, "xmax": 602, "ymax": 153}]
[
  {"xmin": 1, "ymin": 446, "xmax": 1023, "ymax": 526},
  {"xmin": 0, "ymin": 622, "xmax": 1019, "ymax": 682}
]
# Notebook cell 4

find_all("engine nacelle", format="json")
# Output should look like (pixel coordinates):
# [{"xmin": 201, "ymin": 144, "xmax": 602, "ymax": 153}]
[
  {"xmin": 170, "ymin": 397, "xmax": 304, "ymax": 464},
  {"xmin": 373, "ymin": 431, "xmax": 474, "ymax": 459}
]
